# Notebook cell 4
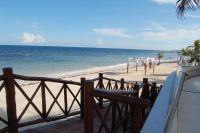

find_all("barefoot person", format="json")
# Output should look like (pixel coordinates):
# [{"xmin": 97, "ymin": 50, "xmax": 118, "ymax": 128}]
[
  {"xmin": 149, "ymin": 59, "xmax": 152, "ymax": 70},
  {"xmin": 144, "ymin": 63, "xmax": 147, "ymax": 75}
]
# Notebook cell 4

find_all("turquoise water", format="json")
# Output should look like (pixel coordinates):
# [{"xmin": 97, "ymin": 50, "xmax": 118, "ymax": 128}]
[{"xmin": 0, "ymin": 45, "xmax": 177, "ymax": 76}]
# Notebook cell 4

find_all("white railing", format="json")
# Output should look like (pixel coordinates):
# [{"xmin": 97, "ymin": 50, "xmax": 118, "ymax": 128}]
[{"xmin": 141, "ymin": 70, "xmax": 185, "ymax": 133}]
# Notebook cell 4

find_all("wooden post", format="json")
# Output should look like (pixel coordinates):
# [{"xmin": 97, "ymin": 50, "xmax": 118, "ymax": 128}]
[
  {"xmin": 64, "ymin": 83, "xmax": 68, "ymax": 115},
  {"xmin": 141, "ymin": 78, "xmax": 149, "ymax": 99},
  {"xmin": 80, "ymin": 77, "xmax": 85, "ymax": 118},
  {"xmin": 3, "ymin": 68, "xmax": 18, "ymax": 133},
  {"xmin": 120, "ymin": 78, "xmax": 124, "ymax": 90},
  {"xmin": 41, "ymin": 81, "xmax": 47, "ymax": 119},
  {"xmin": 84, "ymin": 80, "xmax": 94, "ymax": 133},
  {"xmin": 133, "ymin": 83, "xmax": 139, "ymax": 97},
  {"xmin": 151, "ymin": 82, "xmax": 157, "ymax": 106},
  {"xmin": 143, "ymin": 78, "xmax": 148, "ymax": 85},
  {"xmin": 99, "ymin": 73, "xmax": 103, "ymax": 107},
  {"xmin": 111, "ymin": 102, "xmax": 117, "ymax": 131},
  {"xmin": 132, "ymin": 107, "xmax": 143, "ymax": 133},
  {"xmin": 127, "ymin": 63, "xmax": 129, "ymax": 73}
]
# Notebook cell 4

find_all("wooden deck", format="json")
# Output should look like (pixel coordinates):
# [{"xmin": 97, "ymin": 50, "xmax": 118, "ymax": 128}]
[
  {"xmin": 20, "ymin": 105, "xmax": 114, "ymax": 133},
  {"xmin": 20, "ymin": 115, "xmax": 84, "ymax": 133},
  {"xmin": 20, "ymin": 104, "xmax": 131, "ymax": 133}
]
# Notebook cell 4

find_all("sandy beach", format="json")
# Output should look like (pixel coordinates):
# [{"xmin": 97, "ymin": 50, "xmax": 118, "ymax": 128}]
[
  {"xmin": 0, "ymin": 62, "xmax": 178, "ymax": 129},
  {"xmin": 63, "ymin": 62, "xmax": 178, "ymax": 83}
]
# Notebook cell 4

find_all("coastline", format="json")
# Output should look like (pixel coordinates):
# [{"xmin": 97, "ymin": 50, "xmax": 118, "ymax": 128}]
[
  {"xmin": 15, "ymin": 59, "xmax": 178, "ymax": 87},
  {"xmin": 0, "ymin": 45, "xmax": 178, "ymax": 77}
]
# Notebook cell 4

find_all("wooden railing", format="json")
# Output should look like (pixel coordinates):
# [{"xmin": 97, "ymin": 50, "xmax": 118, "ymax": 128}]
[
  {"xmin": 92, "ymin": 73, "xmax": 162, "ymax": 107},
  {"xmin": 0, "ymin": 74, "xmax": 8, "ymax": 133},
  {"xmin": 84, "ymin": 74, "xmax": 162, "ymax": 133},
  {"xmin": 0, "ymin": 68, "xmax": 162, "ymax": 133},
  {"xmin": 84, "ymin": 80, "xmax": 150, "ymax": 133},
  {"xmin": 0, "ymin": 68, "xmax": 84, "ymax": 133}
]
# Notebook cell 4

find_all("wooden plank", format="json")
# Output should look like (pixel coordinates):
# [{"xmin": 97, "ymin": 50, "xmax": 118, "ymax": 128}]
[
  {"xmin": 3, "ymin": 68, "xmax": 18, "ymax": 133},
  {"xmin": 120, "ymin": 78, "xmax": 124, "ymax": 90},
  {"xmin": 13, "ymin": 74, "xmax": 81, "ymax": 86},
  {"xmin": 84, "ymin": 80, "xmax": 94, "ymax": 133},
  {"xmin": 41, "ymin": 81, "xmax": 47, "ymax": 119},
  {"xmin": 80, "ymin": 77, "xmax": 85, "ymax": 118},
  {"xmin": 98, "ymin": 73, "xmax": 103, "ymax": 107},
  {"xmin": 93, "ymin": 89, "xmax": 149, "ymax": 107}
]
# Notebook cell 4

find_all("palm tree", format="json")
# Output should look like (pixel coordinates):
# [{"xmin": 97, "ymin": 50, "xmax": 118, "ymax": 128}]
[
  {"xmin": 191, "ymin": 40, "xmax": 200, "ymax": 64},
  {"xmin": 157, "ymin": 52, "xmax": 164, "ymax": 65},
  {"xmin": 177, "ymin": 0, "xmax": 200, "ymax": 17},
  {"xmin": 194, "ymin": 40, "xmax": 200, "ymax": 53},
  {"xmin": 181, "ymin": 39, "xmax": 200, "ymax": 65},
  {"xmin": 181, "ymin": 48, "xmax": 193, "ymax": 56}
]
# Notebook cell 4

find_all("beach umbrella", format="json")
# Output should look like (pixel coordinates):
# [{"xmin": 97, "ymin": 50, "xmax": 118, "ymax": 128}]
[{"xmin": 177, "ymin": 0, "xmax": 200, "ymax": 17}]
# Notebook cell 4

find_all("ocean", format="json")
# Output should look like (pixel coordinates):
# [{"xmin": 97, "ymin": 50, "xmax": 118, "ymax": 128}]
[{"xmin": 0, "ymin": 45, "xmax": 177, "ymax": 76}]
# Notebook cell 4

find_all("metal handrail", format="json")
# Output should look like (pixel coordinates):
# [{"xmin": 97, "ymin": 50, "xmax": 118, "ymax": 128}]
[
  {"xmin": 164, "ymin": 71, "xmax": 186, "ymax": 133},
  {"xmin": 141, "ymin": 71, "xmax": 180, "ymax": 133}
]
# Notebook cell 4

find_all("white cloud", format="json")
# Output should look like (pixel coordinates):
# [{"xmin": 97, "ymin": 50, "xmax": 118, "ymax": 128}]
[
  {"xmin": 21, "ymin": 33, "xmax": 45, "ymax": 43},
  {"xmin": 93, "ymin": 28, "xmax": 132, "ymax": 38},
  {"xmin": 141, "ymin": 24, "xmax": 200, "ymax": 41},
  {"xmin": 151, "ymin": 0, "xmax": 176, "ymax": 4},
  {"xmin": 186, "ymin": 14, "xmax": 200, "ymax": 18}
]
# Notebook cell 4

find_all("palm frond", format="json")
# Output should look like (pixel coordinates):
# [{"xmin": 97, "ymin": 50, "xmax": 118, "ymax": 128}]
[
  {"xmin": 187, "ymin": 45, "xmax": 194, "ymax": 49},
  {"xmin": 176, "ymin": 0, "xmax": 200, "ymax": 17}
]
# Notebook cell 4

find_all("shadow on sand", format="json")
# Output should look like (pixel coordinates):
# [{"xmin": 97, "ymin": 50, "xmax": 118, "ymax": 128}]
[
  {"xmin": 104, "ymin": 71, "xmax": 125, "ymax": 75},
  {"xmin": 153, "ymin": 74, "xmax": 169, "ymax": 76}
]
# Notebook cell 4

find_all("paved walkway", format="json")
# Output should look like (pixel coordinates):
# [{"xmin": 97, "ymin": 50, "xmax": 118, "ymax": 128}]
[{"xmin": 178, "ymin": 76, "xmax": 200, "ymax": 133}]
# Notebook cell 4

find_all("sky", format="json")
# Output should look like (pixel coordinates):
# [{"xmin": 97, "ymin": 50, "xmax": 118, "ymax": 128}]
[{"xmin": 0, "ymin": 0, "xmax": 200, "ymax": 50}]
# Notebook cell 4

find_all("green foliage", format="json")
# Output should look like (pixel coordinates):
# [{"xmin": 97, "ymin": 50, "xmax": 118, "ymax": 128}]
[
  {"xmin": 158, "ymin": 51, "xmax": 164, "ymax": 59},
  {"xmin": 181, "ymin": 48, "xmax": 193, "ymax": 56},
  {"xmin": 177, "ymin": 0, "xmax": 200, "ymax": 18},
  {"xmin": 181, "ymin": 39, "xmax": 200, "ymax": 63},
  {"xmin": 157, "ymin": 51, "xmax": 164, "ymax": 65},
  {"xmin": 194, "ymin": 40, "xmax": 200, "ymax": 52}
]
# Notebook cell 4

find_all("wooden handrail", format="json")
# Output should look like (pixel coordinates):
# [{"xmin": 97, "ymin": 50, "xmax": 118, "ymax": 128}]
[
  {"xmin": 84, "ymin": 80, "xmax": 151, "ymax": 133},
  {"xmin": 0, "ymin": 67, "xmax": 86, "ymax": 133},
  {"xmin": 93, "ymin": 89, "xmax": 149, "ymax": 107},
  {"xmin": 103, "ymin": 77, "xmax": 121, "ymax": 82},
  {"xmin": 103, "ymin": 77, "xmax": 135, "ymax": 84},
  {"xmin": 94, "ymin": 88, "xmax": 137, "ymax": 95},
  {"xmin": 13, "ymin": 74, "xmax": 81, "ymax": 86},
  {"xmin": 92, "ymin": 74, "xmax": 162, "ymax": 91}
]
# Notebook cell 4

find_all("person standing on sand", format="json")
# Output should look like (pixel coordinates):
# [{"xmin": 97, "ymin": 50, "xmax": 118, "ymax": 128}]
[
  {"xmin": 149, "ymin": 59, "xmax": 152, "ymax": 70},
  {"xmin": 144, "ymin": 63, "xmax": 147, "ymax": 75},
  {"xmin": 142, "ymin": 59, "xmax": 145, "ymax": 66}
]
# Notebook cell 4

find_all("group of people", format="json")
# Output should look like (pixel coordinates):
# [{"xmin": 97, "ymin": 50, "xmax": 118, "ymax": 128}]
[
  {"xmin": 142, "ymin": 59, "xmax": 153, "ymax": 70},
  {"xmin": 127, "ymin": 57, "xmax": 155, "ymax": 74}
]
